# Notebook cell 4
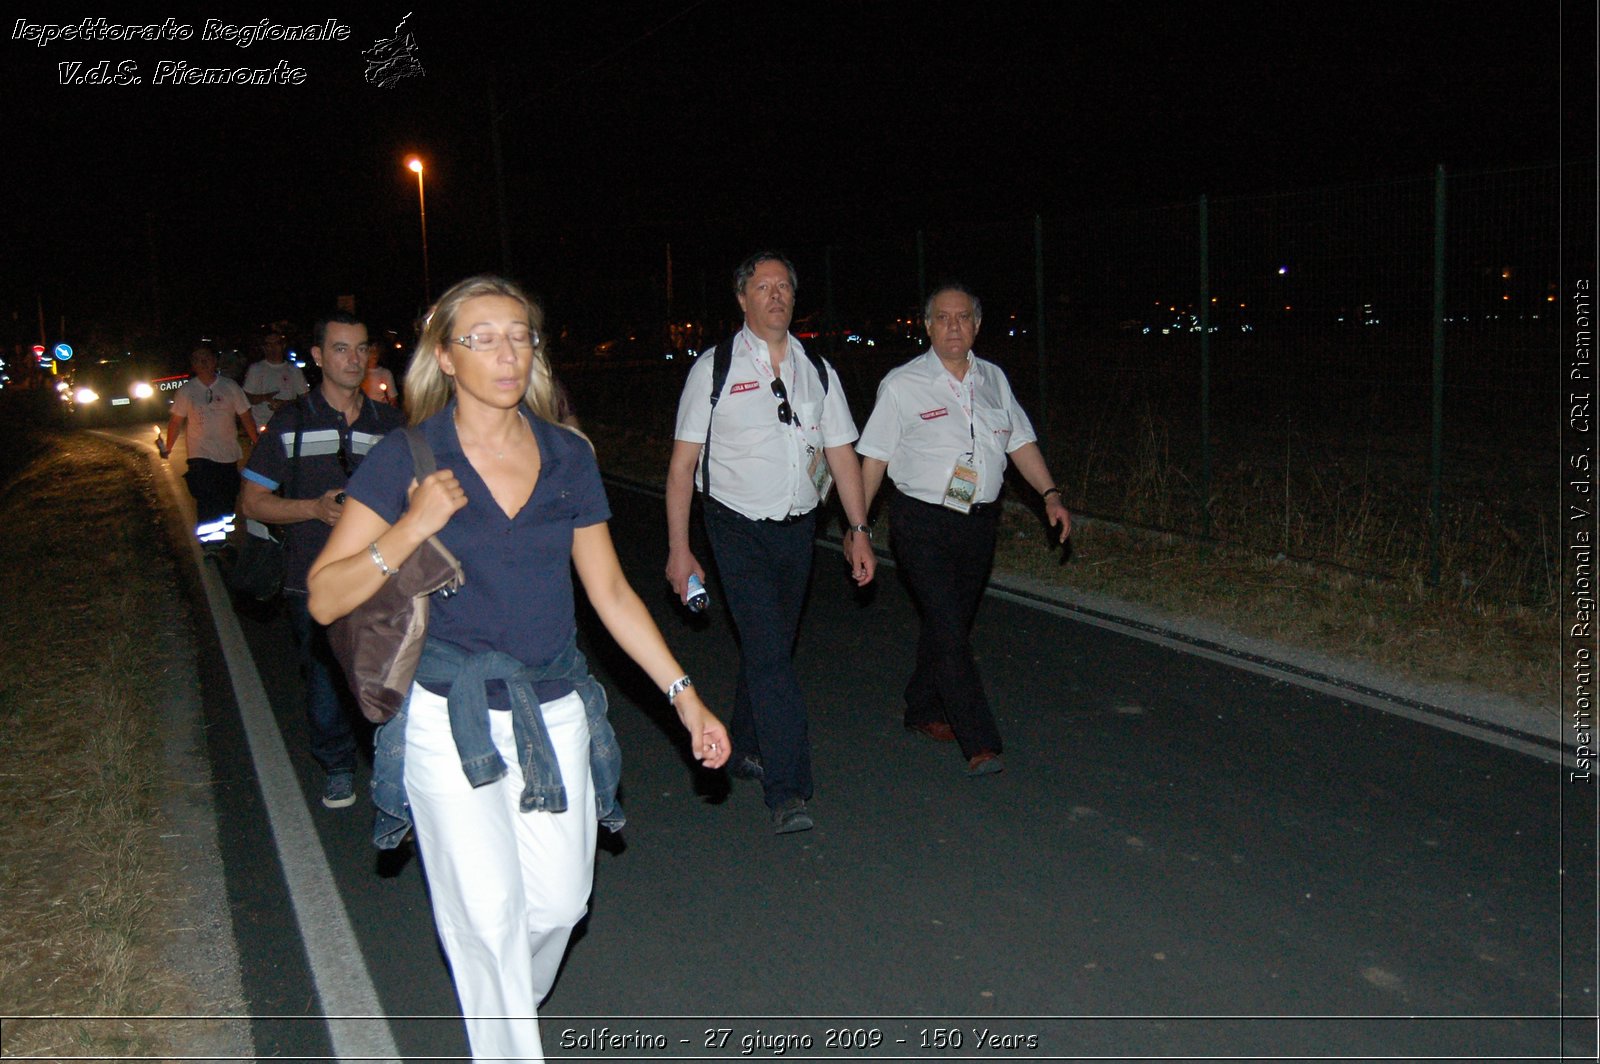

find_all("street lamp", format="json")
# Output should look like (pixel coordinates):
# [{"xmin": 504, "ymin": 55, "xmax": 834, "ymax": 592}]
[{"xmin": 405, "ymin": 155, "xmax": 430, "ymax": 304}]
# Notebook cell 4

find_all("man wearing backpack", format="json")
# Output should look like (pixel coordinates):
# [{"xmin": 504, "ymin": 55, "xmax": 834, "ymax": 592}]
[
  {"xmin": 665, "ymin": 251, "xmax": 876, "ymax": 834},
  {"xmin": 239, "ymin": 311, "xmax": 405, "ymax": 809}
]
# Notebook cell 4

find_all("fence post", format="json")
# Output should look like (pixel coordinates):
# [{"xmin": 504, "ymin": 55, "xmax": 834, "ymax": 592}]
[
  {"xmin": 1429, "ymin": 165, "xmax": 1447, "ymax": 587},
  {"xmin": 1034, "ymin": 213, "xmax": 1048, "ymax": 436},
  {"xmin": 916, "ymin": 229, "xmax": 927, "ymax": 311},
  {"xmin": 824, "ymin": 244, "xmax": 838, "ymax": 360},
  {"xmin": 1199, "ymin": 195, "xmax": 1213, "ymax": 538}
]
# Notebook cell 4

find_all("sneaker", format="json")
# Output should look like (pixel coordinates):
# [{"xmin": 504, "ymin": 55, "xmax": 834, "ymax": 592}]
[
  {"xmin": 321, "ymin": 772, "xmax": 357, "ymax": 809},
  {"xmin": 772, "ymin": 798, "xmax": 814, "ymax": 834}
]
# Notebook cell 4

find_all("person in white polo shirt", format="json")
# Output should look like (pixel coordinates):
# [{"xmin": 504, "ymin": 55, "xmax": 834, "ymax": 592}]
[
  {"xmin": 665, "ymin": 251, "xmax": 877, "ymax": 834},
  {"xmin": 160, "ymin": 344, "xmax": 260, "ymax": 545},
  {"xmin": 243, "ymin": 326, "xmax": 309, "ymax": 427},
  {"xmin": 857, "ymin": 283, "xmax": 1069, "ymax": 777}
]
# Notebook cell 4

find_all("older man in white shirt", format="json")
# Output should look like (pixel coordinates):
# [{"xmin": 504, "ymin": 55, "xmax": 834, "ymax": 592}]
[{"xmin": 858, "ymin": 283, "xmax": 1069, "ymax": 777}]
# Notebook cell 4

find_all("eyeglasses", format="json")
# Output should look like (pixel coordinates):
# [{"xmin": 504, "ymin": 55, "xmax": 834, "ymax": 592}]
[
  {"xmin": 451, "ymin": 328, "xmax": 538, "ymax": 353},
  {"xmin": 770, "ymin": 378, "xmax": 795, "ymax": 425}
]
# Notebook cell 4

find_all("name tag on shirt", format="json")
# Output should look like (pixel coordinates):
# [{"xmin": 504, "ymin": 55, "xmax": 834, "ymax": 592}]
[
  {"xmin": 807, "ymin": 446, "xmax": 834, "ymax": 504},
  {"xmin": 920, "ymin": 407, "xmax": 949, "ymax": 420},
  {"xmin": 943, "ymin": 460, "xmax": 979, "ymax": 513},
  {"xmin": 730, "ymin": 380, "xmax": 760, "ymax": 394}
]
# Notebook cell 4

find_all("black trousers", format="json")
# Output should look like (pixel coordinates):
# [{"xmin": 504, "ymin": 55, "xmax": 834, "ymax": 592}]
[
  {"xmin": 183, "ymin": 458, "xmax": 241, "ymax": 528},
  {"xmin": 702, "ymin": 498, "xmax": 818, "ymax": 808},
  {"xmin": 888, "ymin": 489, "xmax": 1003, "ymax": 757}
]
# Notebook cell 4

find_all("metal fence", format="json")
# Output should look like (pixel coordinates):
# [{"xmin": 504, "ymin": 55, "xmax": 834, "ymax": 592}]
[{"xmin": 560, "ymin": 162, "xmax": 1584, "ymax": 608}]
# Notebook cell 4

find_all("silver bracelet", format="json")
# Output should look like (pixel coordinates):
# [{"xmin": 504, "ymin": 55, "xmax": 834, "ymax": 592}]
[
  {"xmin": 665, "ymin": 675, "xmax": 693, "ymax": 704},
  {"xmin": 367, "ymin": 541, "xmax": 397, "ymax": 577}
]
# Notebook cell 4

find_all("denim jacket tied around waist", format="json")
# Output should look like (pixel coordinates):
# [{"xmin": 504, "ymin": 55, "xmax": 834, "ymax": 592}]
[{"xmin": 370, "ymin": 634, "xmax": 624, "ymax": 850}]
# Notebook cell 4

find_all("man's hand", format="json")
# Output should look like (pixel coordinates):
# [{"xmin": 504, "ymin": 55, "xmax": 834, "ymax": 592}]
[
  {"xmin": 666, "ymin": 548, "xmax": 705, "ymax": 604},
  {"xmin": 313, "ymin": 488, "xmax": 345, "ymax": 526},
  {"xmin": 845, "ymin": 528, "xmax": 877, "ymax": 586},
  {"xmin": 1045, "ymin": 495, "xmax": 1071, "ymax": 543}
]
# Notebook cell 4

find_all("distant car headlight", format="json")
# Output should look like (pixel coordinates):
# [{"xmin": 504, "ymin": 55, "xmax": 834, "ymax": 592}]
[
  {"xmin": 74, "ymin": 387, "xmax": 99, "ymax": 404},
  {"xmin": 131, "ymin": 381, "xmax": 155, "ymax": 399},
  {"xmin": 56, "ymin": 380, "xmax": 70, "ymax": 393}
]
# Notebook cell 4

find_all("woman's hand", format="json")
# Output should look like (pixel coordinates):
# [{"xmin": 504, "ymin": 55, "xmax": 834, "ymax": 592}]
[
  {"xmin": 672, "ymin": 688, "xmax": 730, "ymax": 769},
  {"xmin": 403, "ymin": 469, "xmax": 468, "ymax": 538}
]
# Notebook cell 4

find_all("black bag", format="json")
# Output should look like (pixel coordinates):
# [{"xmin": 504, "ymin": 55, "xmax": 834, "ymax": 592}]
[
  {"xmin": 225, "ymin": 400, "xmax": 306, "ymax": 602},
  {"xmin": 228, "ymin": 529, "xmax": 286, "ymax": 601},
  {"xmin": 327, "ymin": 427, "xmax": 466, "ymax": 724}
]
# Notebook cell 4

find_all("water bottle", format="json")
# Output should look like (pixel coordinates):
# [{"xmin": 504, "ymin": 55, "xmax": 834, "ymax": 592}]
[{"xmin": 685, "ymin": 573, "xmax": 709, "ymax": 613}]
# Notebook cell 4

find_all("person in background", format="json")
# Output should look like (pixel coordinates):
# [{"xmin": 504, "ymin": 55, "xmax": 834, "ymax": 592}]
[
  {"xmin": 243, "ymin": 327, "xmax": 308, "ymax": 425},
  {"xmin": 307, "ymin": 274, "xmax": 729, "ymax": 1062},
  {"xmin": 160, "ymin": 344, "xmax": 259, "ymax": 546},
  {"xmin": 857, "ymin": 283, "xmax": 1070, "ymax": 776},
  {"xmin": 664, "ymin": 251, "xmax": 876, "ymax": 834},
  {"xmin": 240, "ymin": 311, "xmax": 405, "ymax": 809},
  {"xmin": 361, "ymin": 343, "xmax": 400, "ymax": 406}
]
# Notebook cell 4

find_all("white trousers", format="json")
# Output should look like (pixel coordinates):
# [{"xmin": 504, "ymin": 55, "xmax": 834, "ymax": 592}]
[{"xmin": 404, "ymin": 685, "xmax": 597, "ymax": 1064}]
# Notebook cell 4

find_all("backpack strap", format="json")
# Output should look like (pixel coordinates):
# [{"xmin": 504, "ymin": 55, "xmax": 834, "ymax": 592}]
[
  {"xmin": 699, "ymin": 336, "xmax": 832, "ymax": 500},
  {"xmin": 699, "ymin": 336, "xmax": 736, "ymax": 500},
  {"xmin": 805, "ymin": 348, "xmax": 831, "ymax": 397}
]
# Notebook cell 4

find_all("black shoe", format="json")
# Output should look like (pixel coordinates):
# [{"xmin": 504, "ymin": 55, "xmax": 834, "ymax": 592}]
[
  {"xmin": 728, "ymin": 753, "xmax": 765, "ymax": 781},
  {"xmin": 772, "ymin": 798, "xmax": 813, "ymax": 834}
]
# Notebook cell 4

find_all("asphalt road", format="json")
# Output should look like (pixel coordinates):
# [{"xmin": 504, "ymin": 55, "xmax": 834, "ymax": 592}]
[{"xmin": 134, "ymin": 423, "xmax": 1594, "ymax": 1062}]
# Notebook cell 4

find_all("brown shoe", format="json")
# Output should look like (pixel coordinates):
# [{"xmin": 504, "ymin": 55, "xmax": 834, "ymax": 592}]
[
  {"xmin": 906, "ymin": 720, "xmax": 956, "ymax": 743},
  {"xmin": 966, "ymin": 751, "xmax": 1004, "ymax": 776}
]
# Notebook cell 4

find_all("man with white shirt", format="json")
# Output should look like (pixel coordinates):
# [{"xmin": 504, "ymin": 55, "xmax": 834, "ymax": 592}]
[
  {"xmin": 244, "ymin": 326, "xmax": 309, "ymax": 427},
  {"xmin": 857, "ymin": 284, "xmax": 1069, "ymax": 777},
  {"xmin": 666, "ymin": 251, "xmax": 876, "ymax": 833},
  {"xmin": 161, "ymin": 345, "xmax": 259, "ymax": 545}
]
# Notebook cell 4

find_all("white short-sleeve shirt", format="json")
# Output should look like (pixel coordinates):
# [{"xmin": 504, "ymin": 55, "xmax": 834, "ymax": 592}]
[
  {"xmin": 673, "ymin": 326, "xmax": 859, "ymax": 521},
  {"xmin": 171, "ymin": 376, "xmax": 251, "ymax": 463},
  {"xmin": 242, "ymin": 358, "xmax": 309, "ymax": 426},
  {"xmin": 856, "ymin": 349, "xmax": 1037, "ymax": 507}
]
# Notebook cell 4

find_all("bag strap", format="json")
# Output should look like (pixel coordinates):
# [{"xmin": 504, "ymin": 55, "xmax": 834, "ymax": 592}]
[
  {"xmin": 285, "ymin": 396, "xmax": 307, "ymax": 500},
  {"xmin": 406, "ymin": 425, "xmax": 437, "ymax": 479}
]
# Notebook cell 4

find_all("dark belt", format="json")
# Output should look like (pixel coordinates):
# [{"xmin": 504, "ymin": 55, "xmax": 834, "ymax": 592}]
[
  {"xmin": 895, "ymin": 488, "xmax": 1000, "ymax": 517},
  {"xmin": 704, "ymin": 495, "xmax": 815, "ymax": 525}
]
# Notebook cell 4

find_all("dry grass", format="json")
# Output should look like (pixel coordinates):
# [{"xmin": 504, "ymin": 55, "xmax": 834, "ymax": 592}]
[
  {"xmin": 0, "ymin": 430, "xmax": 223, "ymax": 1061},
  {"xmin": 583, "ymin": 420, "xmax": 1555, "ymax": 712}
]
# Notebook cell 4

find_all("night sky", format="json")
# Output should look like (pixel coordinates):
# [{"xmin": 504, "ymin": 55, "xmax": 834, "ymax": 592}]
[{"xmin": 2, "ymin": 2, "xmax": 1578, "ymax": 351}]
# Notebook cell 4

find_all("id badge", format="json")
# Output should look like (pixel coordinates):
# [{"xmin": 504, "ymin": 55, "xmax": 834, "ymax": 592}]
[
  {"xmin": 942, "ymin": 459, "xmax": 979, "ymax": 513},
  {"xmin": 807, "ymin": 446, "xmax": 834, "ymax": 504}
]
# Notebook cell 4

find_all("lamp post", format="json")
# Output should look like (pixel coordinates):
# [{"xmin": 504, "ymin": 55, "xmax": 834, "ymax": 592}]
[{"xmin": 406, "ymin": 155, "xmax": 430, "ymax": 304}]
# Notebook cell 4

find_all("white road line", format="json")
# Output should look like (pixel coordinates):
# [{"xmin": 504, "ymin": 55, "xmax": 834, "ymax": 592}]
[
  {"xmin": 606, "ymin": 474, "xmax": 1566, "ymax": 767},
  {"xmin": 147, "ymin": 439, "xmax": 400, "ymax": 1064}
]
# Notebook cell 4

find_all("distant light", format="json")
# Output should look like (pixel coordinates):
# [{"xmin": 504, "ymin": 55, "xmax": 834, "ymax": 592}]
[
  {"xmin": 406, "ymin": 156, "xmax": 424, "ymax": 174},
  {"xmin": 1277, "ymin": 266, "xmax": 1288, "ymax": 275},
  {"xmin": 132, "ymin": 382, "xmax": 154, "ymax": 399},
  {"xmin": 75, "ymin": 387, "xmax": 99, "ymax": 404},
  {"xmin": 1283, "ymin": 305, "xmax": 1292, "ymax": 311}
]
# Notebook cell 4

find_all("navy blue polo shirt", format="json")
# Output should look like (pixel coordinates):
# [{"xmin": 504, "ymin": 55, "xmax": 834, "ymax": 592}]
[
  {"xmin": 345, "ymin": 402, "xmax": 611, "ymax": 695},
  {"xmin": 242, "ymin": 390, "xmax": 405, "ymax": 591}
]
